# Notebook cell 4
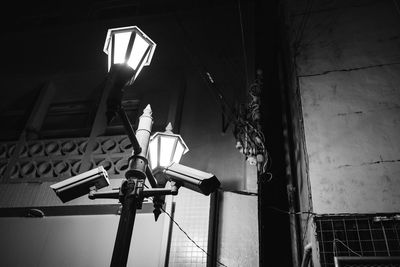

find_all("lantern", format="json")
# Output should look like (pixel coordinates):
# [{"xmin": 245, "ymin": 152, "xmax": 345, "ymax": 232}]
[
  {"xmin": 148, "ymin": 123, "xmax": 189, "ymax": 173},
  {"xmin": 103, "ymin": 26, "xmax": 156, "ymax": 82}
]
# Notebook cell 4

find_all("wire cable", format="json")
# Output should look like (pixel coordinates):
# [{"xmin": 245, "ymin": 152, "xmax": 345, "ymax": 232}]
[
  {"xmin": 264, "ymin": 205, "xmax": 315, "ymax": 245},
  {"xmin": 293, "ymin": 0, "xmax": 314, "ymax": 56},
  {"xmin": 265, "ymin": 206, "xmax": 316, "ymax": 216},
  {"xmin": 333, "ymin": 238, "xmax": 362, "ymax": 257},
  {"xmin": 237, "ymin": 0, "xmax": 249, "ymax": 87},
  {"xmin": 159, "ymin": 205, "xmax": 228, "ymax": 267}
]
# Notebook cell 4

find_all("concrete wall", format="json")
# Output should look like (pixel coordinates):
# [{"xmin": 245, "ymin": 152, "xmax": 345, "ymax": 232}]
[
  {"xmin": 0, "ymin": 214, "xmax": 166, "ymax": 267},
  {"xmin": 290, "ymin": 0, "xmax": 400, "ymax": 214},
  {"xmin": 217, "ymin": 192, "xmax": 258, "ymax": 267}
]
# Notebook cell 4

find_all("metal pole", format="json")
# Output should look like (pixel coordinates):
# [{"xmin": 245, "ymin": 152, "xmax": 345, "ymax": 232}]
[
  {"xmin": 110, "ymin": 105, "xmax": 153, "ymax": 267},
  {"xmin": 110, "ymin": 186, "xmax": 139, "ymax": 267}
]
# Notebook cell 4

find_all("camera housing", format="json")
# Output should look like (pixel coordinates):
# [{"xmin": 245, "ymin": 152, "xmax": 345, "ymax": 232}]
[
  {"xmin": 50, "ymin": 166, "xmax": 110, "ymax": 203},
  {"xmin": 163, "ymin": 163, "xmax": 220, "ymax": 195}
]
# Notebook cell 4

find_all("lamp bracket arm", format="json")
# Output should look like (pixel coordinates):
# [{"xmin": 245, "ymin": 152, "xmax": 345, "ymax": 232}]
[
  {"xmin": 89, "ymin": 187, "xmax": 120, "ymax": 200},
  {"xmin": 142, "ymin": 187, "xmax": 179, "ymax": 197},
  {"xmin": 118, "ymin": 106, "xmax": 142, "ymax": 155},
  {"xmin": 142, "ymin": 181, "xmax": 180, "ymax": 197}
]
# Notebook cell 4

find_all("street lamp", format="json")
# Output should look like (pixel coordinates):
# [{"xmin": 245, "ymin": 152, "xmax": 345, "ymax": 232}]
[
  {"xmin": 50, "ymin": 26, "xmax": 220, "ymax": 267},
  {"xmin": 102, "ymin": 26, "xmax": 156, "ymax": 127},
  {"xmin": 148, "ymin": 122, "xmax": 189, "ymax": 175},
  {"xmin": 103, "ymin": 25, "xmax": 156, "ymax": 83}
]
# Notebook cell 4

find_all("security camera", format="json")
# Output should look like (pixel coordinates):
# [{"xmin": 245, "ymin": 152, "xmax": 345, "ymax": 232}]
[
  {"xmin": 50, "ymin": 166, "xmax": 110, "ymax": 203},
  {"xmin": 163, "ymin": 163, "xmax": 220, "ymax": 195}
]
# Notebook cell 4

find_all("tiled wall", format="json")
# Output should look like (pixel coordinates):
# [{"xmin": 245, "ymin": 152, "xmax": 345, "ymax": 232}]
[{"xmin": 168, "ymin": 187, "xmax": 211, "ymax": 267}]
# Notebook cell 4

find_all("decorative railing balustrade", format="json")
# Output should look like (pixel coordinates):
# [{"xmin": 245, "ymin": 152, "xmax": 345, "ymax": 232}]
[{"xmin": 0, "ymin": 135, "xmax": 133, "ymax": 182}]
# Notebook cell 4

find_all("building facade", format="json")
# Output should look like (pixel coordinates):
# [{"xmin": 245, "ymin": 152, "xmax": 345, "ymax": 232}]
[{"xmin": 284, "ymin": 0, "xmax": 400, "ymax": 266}]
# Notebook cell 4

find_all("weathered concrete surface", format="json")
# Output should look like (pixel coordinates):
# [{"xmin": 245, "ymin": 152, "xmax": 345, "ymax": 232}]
[
  {"xmin": 293, "ymin": 0, "xmax": 400, "ymax": 213},
  {"xmin": 301, "ymin": 68, "xmax": 400, "ymax": 213},
  {"xmin": 0, "ymin": 214, "xmax": 165, "ymax": 267},
  {"xmin": 295, "ymin": 1, "xmax": 400, "ymax": 76},
  {"xmin": 217, "ymin": 192, "xmax": 259, "ymax": 267}
]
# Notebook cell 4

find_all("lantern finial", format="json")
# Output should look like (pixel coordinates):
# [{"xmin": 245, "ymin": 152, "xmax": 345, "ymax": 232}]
[
  {"xmin": 165, "ymin": 122, "xmax": 173, "ymax": 133},
  {"xmin": 143, "ymin": 104, "xmax": 152, "ymax": 116}
]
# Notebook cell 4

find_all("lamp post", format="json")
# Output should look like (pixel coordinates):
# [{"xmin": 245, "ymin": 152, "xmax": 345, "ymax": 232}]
[
  {"xmin": 88, "ymin": 109, "xmax": 190, "ymax": 267},
  {"xmin": 102, "ymin": 26, "xmax": 157, "ymax": 267},
  {"xmin": 109, "ymin": 104, "xmax": 152, "ymax": 267},
  {"xmin": 50, "ymin": 25, "xmax": 221, "ymax": 267},
  {"xmin": 102, "ymin": 26, "xmax": 189, "ymax": 267}
]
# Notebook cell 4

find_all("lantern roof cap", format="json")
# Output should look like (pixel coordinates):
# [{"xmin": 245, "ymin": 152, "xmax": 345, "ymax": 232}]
[
  {"xmin": 165, "ymin": 122, "xmax": 173, "ymax": 133},
  {"xmin": 150, "ymin": 123, "xmax": 189, "ymax": 154}
]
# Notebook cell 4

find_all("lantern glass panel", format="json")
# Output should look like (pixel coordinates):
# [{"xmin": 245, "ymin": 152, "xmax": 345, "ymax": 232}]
[
  {"xmin": 159, "ymin": 135, "xmax": 176, "ymax": 167},
  {"xmin": 113, "ymin": 31, "xmax": 131, "ymax": 65},
  {"xmin": 127, "ymin": 34, "xmax": 150, "ymax": 71},
  {"xmin": 172, "ymin": 142, "xmax": 185, "ymax": 164},
  {"xmin": 149, "ymin": 136, "xmax": 159, "ymax": 169}
]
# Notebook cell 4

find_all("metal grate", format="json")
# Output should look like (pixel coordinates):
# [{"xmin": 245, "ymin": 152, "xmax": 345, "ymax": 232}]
[
  {"xmin": 334, "ymin": 256, "xmax": 400, "ymax": 267},
  {"xmin": 316, "ymin": 214, "xmax": 400, "ymax": 267}
]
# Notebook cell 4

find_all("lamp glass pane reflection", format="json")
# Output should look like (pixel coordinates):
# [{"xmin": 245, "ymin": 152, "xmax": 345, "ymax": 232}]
[
  {"xmin": 103, "ymin": 26, "xmax": 156, "ymax": 80},
  {"xmin": 127, "ymin": 34, "xmax": 150, "ymax": 71},
  {"xmin": 113, "ymin": 32, "xmax": 131, "ymax": 66},
  {"xmin": 159, "ymin": 135, "xmax": 176, "ymax": 167},
  {"xmin": 148, "ymin": 125, "xmax": 189, "ymax": 173}
]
